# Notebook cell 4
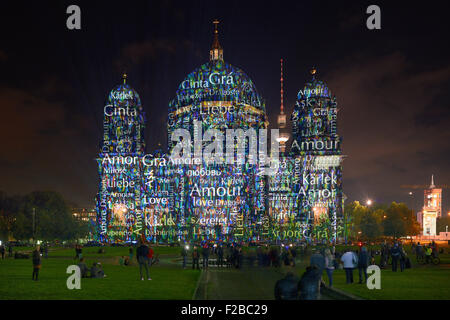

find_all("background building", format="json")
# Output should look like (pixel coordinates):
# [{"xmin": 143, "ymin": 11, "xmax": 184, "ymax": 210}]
[{"xmin": 421, "ymin": 175, "xmax": 442, "ymax": 236}]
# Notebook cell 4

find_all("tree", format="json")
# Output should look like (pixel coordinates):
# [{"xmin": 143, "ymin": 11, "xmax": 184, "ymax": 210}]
[
  {"xmin": 0, "ymin": 192, "xmax": 21, "ymax": 240},
  {"xmin": 382, "ymin": 202, "xmax": 420, "ymax": 239},
  {"xmin": 436, "ymin": 216, "xmax": 450, "ymax": 233},
  {"xmin": 10, "ymin": 191, "xmax": 87, "ymax": 241}
]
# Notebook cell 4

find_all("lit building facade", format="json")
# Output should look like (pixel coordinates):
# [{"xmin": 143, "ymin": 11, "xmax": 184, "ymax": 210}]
[{"xmin": 95, "ymin": 22, "xmax": 344, "ymax": 244}]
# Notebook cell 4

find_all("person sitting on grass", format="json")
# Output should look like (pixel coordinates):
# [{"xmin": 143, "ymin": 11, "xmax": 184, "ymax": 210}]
[
  {"xmin": 77, "ymin": 258, "xmax": 89, "ymax": 278},
  {"xmin": 90, "ymin": 262, "xmax": 106, "ymax": 278}
]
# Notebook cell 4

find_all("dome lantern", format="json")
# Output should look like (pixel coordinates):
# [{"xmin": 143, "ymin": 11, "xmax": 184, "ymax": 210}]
[{"xmin": 210, "ymin": 19, "xmax": 223, "ymax": 62}]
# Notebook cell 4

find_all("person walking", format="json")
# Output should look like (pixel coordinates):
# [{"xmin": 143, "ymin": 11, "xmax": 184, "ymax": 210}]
[
  {"xmin": 341, "ymin": 249, "xmax": 357, "ymax": 284},
  {"xmin": 136, "ymin": 241, "xmax": 151, "ymax": 280},
  {"xmin": 8, "ymin": 244, "xmax": 13, "ymax": 258},
  {"xmin": 32, "ymin": 246, "xmax": 41, "ymax": 281},
  {"xmin": 192, "ymin": 246, "xmax": 200, "ymax": 270},
  {"xmin": 358, "ymin": 246, "xmax": 369, "ymax": 284},
  {"xmin": 0, "ymin": 245, "xmax": 5, "ymax": 259},
  {"xmin": 324, "ymin": 248, "xmax": 335, "ymax": 287},
  {"xmin": 390, "ymin": 243, "xmax": 401, "ymax": 272}
]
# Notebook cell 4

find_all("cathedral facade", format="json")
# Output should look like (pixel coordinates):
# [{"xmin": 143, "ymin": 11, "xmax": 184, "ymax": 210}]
[{"xmin": 95, "ymin": 23, "xmax": 344, "ymax": 244}]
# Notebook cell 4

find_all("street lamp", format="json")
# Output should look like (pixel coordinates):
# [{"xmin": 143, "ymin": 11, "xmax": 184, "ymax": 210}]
[
  {"xmin": 366, "ymin": 200, "xmax": 372, "ymax": 206},
  {"xmin": 32, "ymin": 208, "xmax": 36, "ymax": 244}
]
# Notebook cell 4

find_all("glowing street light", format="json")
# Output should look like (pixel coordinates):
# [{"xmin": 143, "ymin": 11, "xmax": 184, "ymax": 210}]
[{"xmin": 366, "ymin": 200, "xmax": 372, "ymax": 206}]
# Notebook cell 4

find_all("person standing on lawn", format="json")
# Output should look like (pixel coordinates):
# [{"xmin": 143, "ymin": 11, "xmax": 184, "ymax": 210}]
[
  {"xmin": 181, "ymin": 245, "xmax": 188, "ymax": 269},
  {"xmin": 32, "ymin": 245, "xmax": 41, "ymax": 281},
  {"xmin": 341, "ymin": 249, "xmax": 357, "ymax": 284},
  {"xmin": 324, "ymin": 248, "xmax": 335, "ymax": 287},
  {"xmin": 390, "ymin": 243, "xmax": 401, "ymax": 272},
  {"xmin": 136, "ymin": 240, "xmax": 151, "ymax": 280},
  {"xmin": 358, "ymin": 246, "xmax": 369, "ymax": 284}
]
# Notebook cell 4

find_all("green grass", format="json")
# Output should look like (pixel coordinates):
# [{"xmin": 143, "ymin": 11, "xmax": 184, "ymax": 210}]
[
  {"xmin": 0, "ymin": 247, "xmax": 200, "ymax": 300},
  {"xmin": 317, "ymin": 244, "xmax": 450, "ymax": 300},
  {"xmin": 331, "ymin": 265, "xmax": 450, "ymax": 300}
]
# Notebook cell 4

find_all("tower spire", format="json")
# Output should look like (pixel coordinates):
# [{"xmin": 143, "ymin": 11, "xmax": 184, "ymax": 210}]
[
  {"xmin": 210, "ymin": 19, "xmax": 223, "ymax": 61},
  {"xmin": 430, "ymin": 174, "xmax": 435, "ymax": 188},
  {"xmin": 280, "ymin": 59, "xmax": 284, "ymax": 114},
  {"xmin": 122, "ymin": 72, "xmax": 127, "ymax": 84}
]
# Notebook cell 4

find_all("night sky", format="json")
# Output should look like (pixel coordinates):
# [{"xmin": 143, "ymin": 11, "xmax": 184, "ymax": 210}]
[{"xmin": 1, "ymin": 1, "xmax": 449, "ymax": 214}]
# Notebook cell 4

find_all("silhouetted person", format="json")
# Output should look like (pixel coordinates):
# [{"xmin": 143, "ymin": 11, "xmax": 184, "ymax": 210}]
[
  {"xmin": 90, "ymin": 262, "xmax": 105, "ymax": 278},
  {"xmin": 298, "ymin": 266, "xmax": 320, "ymax": 300},
  {"xmin": 32, "ymin": 246, "xmax": 41, "ymax": 281},
  {"xmin": 390, "ymin": 243, "xmax": 401, "ymax": 272},
  {"xmin": 358, "ymin": 246, "xmax": 369, "ymax": 284},
  {"xmin": 274, "ymin": 272, "xmax": 299, "ymax": 300},
  {"xmin": 181, "ymin": 245, "xmax": 188, "ymax": 269},
  {"xmin": 202, "ymin": 244, "xmax": 210, "ymax": 269},
  {"xmin": 290, "ymin": 246, "xmax": 297, "ymax": 266},
  {"xmin": 217, "ymin": 245, "xmax": 224, "ymax": 267},
  {"xmin": 77, "ymin": 257, "xmax": 89, "ymax": 278},
  {"xmin": 192, "ymin": 246, "xmax": 200, "ymax": 270},
  {"xmin": 136, "ymin": 241, "xmax": 151, "ymax": 280}
]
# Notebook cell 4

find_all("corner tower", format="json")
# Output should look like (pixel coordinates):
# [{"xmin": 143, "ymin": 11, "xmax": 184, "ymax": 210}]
[
  {"xmin": 96, "ymin": 74, "xmax": 146, "ymax": 243},
  {"xmin": 290, "ymin": 68, "xmax": 344, "ymax": 243}
]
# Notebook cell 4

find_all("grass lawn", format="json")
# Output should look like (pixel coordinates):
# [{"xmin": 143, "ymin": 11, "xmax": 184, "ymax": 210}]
[
  {"xmin": 323, "ymin": 244, "xmax": 450, "ymax": 300},
  {"xmin": 0, "ymin": 246, "xmax": 200, "ymax": 300},
  {"xmin": 331, "ymin": 264, "xmax": 450, "ymax": 300}
]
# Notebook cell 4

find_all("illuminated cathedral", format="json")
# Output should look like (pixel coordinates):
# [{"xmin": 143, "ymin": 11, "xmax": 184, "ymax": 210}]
[{"xmin": 95, "ymin": 21, "xmax": 345, "ymax": 244}]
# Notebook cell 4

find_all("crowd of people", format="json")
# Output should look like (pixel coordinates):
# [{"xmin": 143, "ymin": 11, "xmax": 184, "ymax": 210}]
[
  {"xmin": 273, "ymin": 240, "xmax": 438, "ymax": 300},
  {"xmin": 182, "ymin": 242, "xmax": 299, "ymax": 270}
]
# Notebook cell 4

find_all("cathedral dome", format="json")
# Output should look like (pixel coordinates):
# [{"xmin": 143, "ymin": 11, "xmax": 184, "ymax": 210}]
[
  {"xmin": 296, "ymin": 69, "xmax": 332, "ymax": 100},
  {"xmin": 169, "ymin": 59, "xmax": 265, "ymax": 113},
  {"xmin": 107, "ymin": 73, "xmax": 143, "ymax": 110}
]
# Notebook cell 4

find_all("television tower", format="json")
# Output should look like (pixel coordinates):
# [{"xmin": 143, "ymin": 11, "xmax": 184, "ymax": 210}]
[{"xmin": 276, "ymin": 59, "xmax": 289, "ymax": 153}]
